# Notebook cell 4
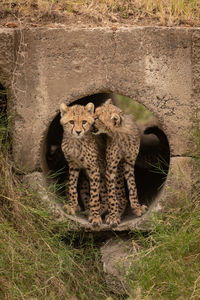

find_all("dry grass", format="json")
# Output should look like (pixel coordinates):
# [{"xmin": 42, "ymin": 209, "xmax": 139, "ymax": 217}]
[{"xmin": 0, "ymin": 0, "xmax": 200, "ymax": 26}]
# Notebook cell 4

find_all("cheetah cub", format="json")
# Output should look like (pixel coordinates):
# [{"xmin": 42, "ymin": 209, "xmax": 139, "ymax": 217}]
[
  {"xmin": 60, "ymin": 102, "xmax": 106, "ymax": 227},
  {"xmin": 93, "ymin": 99, "xmax": 147, "ymax": 226}
]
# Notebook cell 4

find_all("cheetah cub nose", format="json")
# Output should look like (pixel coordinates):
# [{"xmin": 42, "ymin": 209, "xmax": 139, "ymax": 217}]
[{"xmin": 76, "ymin": 130, "xmax": 81, "ymax": 135}]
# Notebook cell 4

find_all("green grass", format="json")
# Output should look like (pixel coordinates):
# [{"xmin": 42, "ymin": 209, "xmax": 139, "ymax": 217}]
[
  {"xmin": 0, "ymin": 179, "xmax": 111, "ymax": 299},
  {"xmin": 116, "ymin": 95, "xmax": 154, "ymax": 124},
  {"xmin": 124, "ymin": 120, "xmax": 200, "ymax": 299},
  {"xmin": 126, "ymin": 198, "xmax": 200, "ymax": 299}
]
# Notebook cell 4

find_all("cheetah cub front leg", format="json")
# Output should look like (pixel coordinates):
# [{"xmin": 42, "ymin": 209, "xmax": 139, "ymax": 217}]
[
  {"xmin": 105, "ymin": 152, "xmax": 122, "ymax": 227},
  {"xmin": 63, "ymin": 162, "xmax": 81, "ymax": 215},
  {"xmin": 87, "ymin": 166, "xmax": 102, "ymax": 227},
  {"xmin": 123, "ymin": 162, "xmax": 147, "ymax": 216}
]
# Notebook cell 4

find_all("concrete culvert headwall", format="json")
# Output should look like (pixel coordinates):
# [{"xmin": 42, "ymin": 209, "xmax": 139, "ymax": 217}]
[{"xmin": 1, "ymin": 26, "xmax": 198, "ymax": 231}]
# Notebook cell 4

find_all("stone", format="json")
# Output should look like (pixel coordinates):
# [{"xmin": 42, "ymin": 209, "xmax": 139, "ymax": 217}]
[{"xmin": 100, "ymin": 237, "xmax": 141, "ymax": 294}]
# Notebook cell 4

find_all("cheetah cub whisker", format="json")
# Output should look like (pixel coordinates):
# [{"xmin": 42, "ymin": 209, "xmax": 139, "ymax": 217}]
[
  {"xmin": 60, "ymin": 102, "xmax": 106, "ymax": 227},
  {"xmin": 92, "ymin": 99, "xmax": 147, "ymax": 227}
]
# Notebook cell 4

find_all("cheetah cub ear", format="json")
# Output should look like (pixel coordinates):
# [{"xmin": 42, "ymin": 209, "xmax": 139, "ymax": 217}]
[
  {"xmin": 111, "ymin": 113, "xmax": 122, "ymax": 127},
  {"xmin": 104, "ymin": 98, "xmax": 112, "ymax": 105},
  {"xmin": 60, "ymin": 103, "xmax": 68, "ymax": 117},
  {"xmin": 85, "ymin": 102, "xmax": 95, "ymax": 114}
]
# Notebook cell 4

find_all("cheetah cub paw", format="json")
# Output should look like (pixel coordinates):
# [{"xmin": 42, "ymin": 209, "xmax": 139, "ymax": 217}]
[
  {"xmin": 132, "ymin": 204, "xmax": 148, "ymax": 217},
  {"xmin": 88, "ymin": 214, "xmax": 102, "ymax": 227},
  {"xmin": 63, "ymin": 204, "xmax": 80, "ymax": 215},
  {"xmin": 105, "ymin": 214, "xmax": 121, "ymax": 227}
]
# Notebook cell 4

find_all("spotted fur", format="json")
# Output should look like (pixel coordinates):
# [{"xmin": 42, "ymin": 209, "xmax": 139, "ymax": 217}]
[
  {"xmin": 79, "ymin": 174, "xmax": 108, "ymax": 216},
  {"xmin": 92, "ymin": 99, "xmax": 147, "ymax": 226},
  {"xmin": 60, "ymin": 102, "xmax": 107, "ymax": 227}
]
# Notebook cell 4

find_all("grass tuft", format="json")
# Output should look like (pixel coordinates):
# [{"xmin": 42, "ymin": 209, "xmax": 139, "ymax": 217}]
[{"xmin": 127, "ymin": 197, "xmax": 200, "ymax": 299}]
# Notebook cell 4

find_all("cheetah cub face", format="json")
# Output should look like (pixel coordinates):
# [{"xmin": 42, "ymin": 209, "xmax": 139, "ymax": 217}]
[
  {"xmin": 92, "ymin": 99, "xmax": 124, "ymax": 136},
  {"xmin": 60, "ymin": 102, "xmax": 95, "ymax": 138}
]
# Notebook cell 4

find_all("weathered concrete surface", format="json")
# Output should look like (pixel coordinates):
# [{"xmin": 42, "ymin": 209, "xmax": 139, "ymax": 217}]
[
  {"xmin": 153, "ymin": 156, "xmax": 198, "ymax": 211},
  {"xmin": 23, "ymin": 172, "xmax": 65, "ymax": 220},
  {"xmin": 7, "ymin": 26, "xmax": 198, "ymax": 171},
  {"xmin": 100, "ymin": 238, "xmax": 139, "ymax": 294},
  {"xmin": 23, "ymin": 171, "xmax": 81, "ymax": 231}
]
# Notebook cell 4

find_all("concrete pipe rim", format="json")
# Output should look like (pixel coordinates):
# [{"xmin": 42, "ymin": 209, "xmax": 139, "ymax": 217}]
[{"xmin": 40, "ymin": 93, "xmax": 170, "ymax": 231}]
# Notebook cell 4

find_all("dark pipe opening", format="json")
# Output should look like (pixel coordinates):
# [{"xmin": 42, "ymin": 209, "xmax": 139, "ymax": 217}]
[
  {"xmin": 0, "ymin": 83, "xmax": 8, "ymax": 147},
  {"xmin": 44, "ymin": 93, "xmax": 170, "ymax": 219},
  {"xmin": 135, "ymin": 125, "xmax": 170, "ymax": 206},
  {"xmin": 0, "ymin": 83, "xmax": 7, "ymax": 115}
]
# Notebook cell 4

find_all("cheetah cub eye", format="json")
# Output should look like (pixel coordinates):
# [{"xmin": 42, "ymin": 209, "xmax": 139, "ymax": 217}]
[{"xmin": 111, "ymin": 113, "xmax": 122, "ymax": 127}]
